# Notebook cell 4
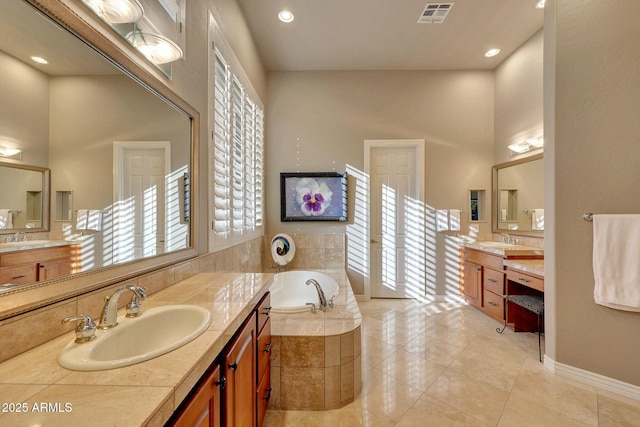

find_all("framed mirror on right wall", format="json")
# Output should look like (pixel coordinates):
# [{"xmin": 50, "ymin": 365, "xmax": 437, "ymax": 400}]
[{"xmin": 492, "ymin": 153, "xmax": 543, "ymax": 237}]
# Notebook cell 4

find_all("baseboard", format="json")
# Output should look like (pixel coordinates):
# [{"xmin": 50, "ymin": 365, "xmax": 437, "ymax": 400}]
[{"xmin": 545, "ymin": 357, "xmax": 640, "ymax": 401}]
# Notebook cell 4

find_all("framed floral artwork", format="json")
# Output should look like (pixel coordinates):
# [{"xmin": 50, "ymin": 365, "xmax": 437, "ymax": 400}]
[{"xmin": 280, "ymin": 172, "xmax": 348, "ymax": 221}]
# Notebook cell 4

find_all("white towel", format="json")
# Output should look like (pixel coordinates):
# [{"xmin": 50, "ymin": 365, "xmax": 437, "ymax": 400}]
[
  {"xmin": 76, "ymin": 209, "xmax": 88, "ymax": 230},
  {"xmin": 0, "ymin": 209, "xmax": 12, "ymax": 229},
  {"xmin": 449, "ymin": 209, "xmax": 461, "ymax": 231},
  {"xmin": 436, "ymin": 209, "xmax": 449, "ymax": 232},
  {"xmin": 87, "ymin": 210, "xmax": 103, "ymax": 231},
  {"xmin": 531, "ymin": 209, "xmax": 544, "ymax": 230},
  {"xmin": 593, "ymin": 214, "xmax": 640, "ymax": 311}
]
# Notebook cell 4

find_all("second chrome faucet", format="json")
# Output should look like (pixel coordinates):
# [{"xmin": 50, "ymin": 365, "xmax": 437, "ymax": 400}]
[{"xmin": 98, "ymin": 284, "xmax": 147, "ymax": 329}]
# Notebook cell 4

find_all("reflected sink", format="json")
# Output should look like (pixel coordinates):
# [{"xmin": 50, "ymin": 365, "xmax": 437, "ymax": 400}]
[
  {"xmin": 58, "ymin": 305, "xmax": 212, "ymax": 371},
  {"xmin": 478, "ymin": 242, "xmax": 515, "ymax": 248}
]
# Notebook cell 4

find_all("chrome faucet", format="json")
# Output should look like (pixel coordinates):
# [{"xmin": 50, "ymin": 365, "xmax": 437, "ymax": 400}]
[
  {"xmin": 98, "ymin": 284, "xmax": 147, "ymax": 329},
  {"xmin": 13, "ymin": 231, "xmax": 26, "ymax": 242},
  {"xmin": 500, "ymin": 233, "xmax": 511, "ymax": 243},
  {"xmin": 62, "ymin": 314, "xmax": 97, "ymax": 343},
  {"xmin": 306, "ymin": 279, "xmax": 328, "ymax": 312}
]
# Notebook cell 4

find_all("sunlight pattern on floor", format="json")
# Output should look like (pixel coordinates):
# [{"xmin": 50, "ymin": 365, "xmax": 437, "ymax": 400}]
[{"xmin": 264, "ymin": 299, "xmax": 640, "ymax": 426}]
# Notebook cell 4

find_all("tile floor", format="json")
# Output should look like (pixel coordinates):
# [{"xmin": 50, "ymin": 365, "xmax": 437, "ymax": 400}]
[{"xmin": 263, "ymin": 298, "xmax": 640, "ymax": 426}]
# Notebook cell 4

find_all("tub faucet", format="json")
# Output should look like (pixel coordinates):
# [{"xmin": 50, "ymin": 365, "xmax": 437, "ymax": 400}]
[
  {"xmin": 98, "ymin": 284, "xmax": 147, "ymax": 329},
  {"xmin": 306, "ymin": 279, "xmax": 328, "ymax": 312}
]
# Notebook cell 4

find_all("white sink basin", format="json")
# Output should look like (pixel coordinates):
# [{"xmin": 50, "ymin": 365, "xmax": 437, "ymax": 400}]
[
  {"xmin": 478, "ymin": 242, "xmax": 515, "ymax": 248},
  {"xmin": 58, "ymin": 305, "xmax": 212, "ymax": 371}
]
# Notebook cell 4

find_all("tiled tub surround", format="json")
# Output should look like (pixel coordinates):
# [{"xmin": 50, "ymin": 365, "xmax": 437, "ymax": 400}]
[
  {"xmin": 0, "ymin": 272, "xmax": 272, "ymax": 426},
  {"xmin": 268, "ymin": 269, "xmax": 362, "ymax": 411},
  {"xmin": 262, "ymin": 233, "xmax": 346, "ymax": 271}
]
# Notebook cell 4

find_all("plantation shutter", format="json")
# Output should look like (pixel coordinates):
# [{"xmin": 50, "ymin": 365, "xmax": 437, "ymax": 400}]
[{"xmin": 212, "ymin": 46, "xmax": 264, "ymax": 246}]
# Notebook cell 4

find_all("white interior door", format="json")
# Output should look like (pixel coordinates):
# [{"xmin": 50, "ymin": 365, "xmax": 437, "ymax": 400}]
[
  {"xmin": 114, "ymin": 142, "xmax": 169, "ymax": 261},
  {"xmin": 367, "ymin": 140, "xmax": 424, "ymax": 298}
]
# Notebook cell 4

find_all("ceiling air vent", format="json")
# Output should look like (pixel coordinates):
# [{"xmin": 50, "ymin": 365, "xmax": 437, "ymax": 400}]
[{"xmin": 417, "ymin": 2, "xmax": 454, "ymax": 24}]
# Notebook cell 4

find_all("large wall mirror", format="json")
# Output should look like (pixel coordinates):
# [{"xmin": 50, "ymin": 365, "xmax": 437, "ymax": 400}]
[
  {"xmin": 0, "ymin": 0, "xmax": 198, "ymax": 318},
  {"xmin": 492, "ymin": 153, "xmax": 543, "ymax": 237}
]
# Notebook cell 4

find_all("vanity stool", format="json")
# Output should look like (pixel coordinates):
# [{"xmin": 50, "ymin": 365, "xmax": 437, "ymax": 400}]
[{"xmin": 496, "ymin": 295, "xmax": 544, "ymax": 362}]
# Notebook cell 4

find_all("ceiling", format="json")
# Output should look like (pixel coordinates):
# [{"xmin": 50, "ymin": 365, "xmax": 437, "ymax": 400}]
[
  {"xmin": 0, "ymin": 1, "xmax": 118, "ymax": 76},
  {"xmin": 236, "ymin": 0, "xmax": 545, "ymax": 71}
]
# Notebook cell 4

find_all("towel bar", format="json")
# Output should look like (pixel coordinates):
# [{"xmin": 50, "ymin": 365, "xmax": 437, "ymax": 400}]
[{"xmin": 583, "ymin": 212, "xmax": 594, "ymax": 221}]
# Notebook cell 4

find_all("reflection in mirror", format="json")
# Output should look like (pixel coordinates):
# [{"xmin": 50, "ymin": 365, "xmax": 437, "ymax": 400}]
[
  {"xmin": 0, "ymin": 163, "xmax": 49, "ymax": 231},
  {"xmin": 492, "ymin": 153, "xmax": 543, "ymax": 236},
  {"xmin": 0, "ymin": 1, "xmax": 192, "ymax": 297}
]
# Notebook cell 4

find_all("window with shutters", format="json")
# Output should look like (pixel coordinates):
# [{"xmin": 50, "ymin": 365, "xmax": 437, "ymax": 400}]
[{"xmin": 212, "ymin": 47, "xmax": 264, "ymax": 249}]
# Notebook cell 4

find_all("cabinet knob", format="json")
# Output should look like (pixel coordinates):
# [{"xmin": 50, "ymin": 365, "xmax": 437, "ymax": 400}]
[
  {"xmin": 264, "ymin": 342, "xmax": 273, "ymax": 353},
  {"xmin": 262, "ymin": 306, "xmax": 272, "ymax": 316},
  {"xmin": 263, "ymin": 387, "xmax": 272, "ymax": 402},
  {"xmin": 215, "ymin": 377, "xmax": 226, "ymax": 388},
  {"xmin": 228, "ymin": 362, "xmax": 238, "ymax": 371}
]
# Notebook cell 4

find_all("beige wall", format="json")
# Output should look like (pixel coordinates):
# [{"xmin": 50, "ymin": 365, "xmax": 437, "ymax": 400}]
[
  {"xmin": 551, "ymin": 0, "xmax": 640, "ymax": 386},
  {"xmin": 266, "ymin": 70, "xmax": 494, "ymax": 295},
  {"xmin": 0, "ymin": 50, "xmax": 49, "ymax": 167}
]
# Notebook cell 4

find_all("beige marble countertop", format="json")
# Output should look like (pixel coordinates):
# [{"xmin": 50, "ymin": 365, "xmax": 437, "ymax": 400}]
[
  {"xmin": 463, "ymin": 241, "xmax": 544, "ymax": 257},
  {"xmin": 0, "ymin": 239, "xmax": 81, "ymax": 254},
  {"xmin": 504, "ymin": 259, "xmax": 545, "ymax": 278},
  {"xmin": 0, "ymin": 272, "xmax": 272, "ymax": 426}
]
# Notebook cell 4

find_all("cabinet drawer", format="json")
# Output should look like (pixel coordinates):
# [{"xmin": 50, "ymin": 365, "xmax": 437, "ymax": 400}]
[
  {"xmin": 464, "ymin": 249, "xmax": 504, "ymax": 270},
  {"xmin": 483, "ymin": 290, "xmax": 505, "ymax": 320},
  {"xmin": 0, "ymin": 245, "xmax": 73, "ymax": 267},
  {"xmin": 257, "ymin": 318, "xmax": 271, "ymax": 381},
  {"xmin": 0, "ymin": 264, "xmax": 38, "ymax": 284},
  {"xmin": 506, "ymin": 269, "xmax": 544, "ymax": 292},
  {"xmin": 483, "ymin": 268, "xmax": 505, "ymax": 295},
  {"xmin": 256, "ymin": 292, "xmax": 271, "ymax": 334},
  {"xmin": 257, "ymin": 363, "xmax": 271, "ymax": 427}
]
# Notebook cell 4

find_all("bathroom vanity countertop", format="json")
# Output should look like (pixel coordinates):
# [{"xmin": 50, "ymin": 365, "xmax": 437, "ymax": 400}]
[
  {"xmin": 504, "ymin": 259, "xmax": 545, "ymax": 277},
  {"xmin": 0, "ymin": 272, "xmax": 273, "ymax": 426},
  {"xmin": 0, "ymin": 239, "xmax": 81, "ymax": 254},
  {"xmin": 463, "ymin": 241, "xmax": 544, "ymax": 257}
]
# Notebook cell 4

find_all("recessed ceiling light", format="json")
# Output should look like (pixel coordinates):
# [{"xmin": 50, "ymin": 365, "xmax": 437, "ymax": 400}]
[
  {"xmin": 484, "ymin": 48, "xmax": 501, "ymax": 58},
  {"xmin": 535, "ymin": 0, "xmax": 546, "ymax": 9},
  {"xmin": 278, "ymin": 9, "xmax": 294, "ymax": 23},
  {"xmin": 31, "ymin": 56, "xmax": 48, "ymax": 64}
]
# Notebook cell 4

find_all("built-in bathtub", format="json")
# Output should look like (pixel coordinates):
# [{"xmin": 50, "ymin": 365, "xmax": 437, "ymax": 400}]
[
  {"xmin": 270, "ymin": 270, "xmax": 340, "ymax": 313},
  {"xmin": 266, "ymin": 269, "xmax": 362, "ymax": 411}
]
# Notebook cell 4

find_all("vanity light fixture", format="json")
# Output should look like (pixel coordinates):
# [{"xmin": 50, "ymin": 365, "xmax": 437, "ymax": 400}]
[
  {"xmin": 508, "ymin": 137, "xmax": 544, "ymax": 154},
  {"xmin": 30, "ymin": 56, "xmax": 48, "ymax": 65},
  {"xmin": 126, "ymin": 31, "xmax": 183, "ymax": 64},
  {"xmin": 81, "ymin": 0, "xmax": 144, "ymax": 24},
  {"xmin": 278, "ymin": 9, "xmax": 295, "ymax": 23},
  {"xmin": 0, "ymin": 144, "xmax": 22, "ymax": 158},
  {"xmin": 484, "ymin": 48, "xmax": 501, "ymax": 58}
]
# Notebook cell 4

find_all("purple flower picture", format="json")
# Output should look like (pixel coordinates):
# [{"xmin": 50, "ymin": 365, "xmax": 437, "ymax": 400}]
[{"xmin": 280, "ymin": 172, "xmax": 348, "ymax": 221}]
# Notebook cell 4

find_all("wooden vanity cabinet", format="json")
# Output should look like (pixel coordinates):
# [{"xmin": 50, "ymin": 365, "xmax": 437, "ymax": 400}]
[
  {"xmin": 0, "ymin": 245, "xmax": 79, "ymax": 285},
  {"xmin": 171, "ymin": 364, "xmax": 222, "ymax": 427},
  {"xmin": 462, "ymin": 248, "xmax": 506, "ymax": 321},
  {"xmin": 255, "ymin": 293, "xmax": 272, "ymax": 427},
  {"xmin": 224, "ymin": 311, "xmax": 257, "ymax": 427},
  {"xmin": 171, "ymin": 292, "xmax": 271, "ymax": 427}
]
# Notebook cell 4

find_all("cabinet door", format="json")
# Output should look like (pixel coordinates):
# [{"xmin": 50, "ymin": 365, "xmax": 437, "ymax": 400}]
[
  {"xmin": 172, "ymin": 364, "xmax": 222, "ymax": 427},
  {"xmin": 38, "ymin": 258, "xmax": 72, "ymax": 281},
  {"xmin": 462, "ymin": 260, "xmax": 482, "ymax": 307},
  {"xmin": 224, "ymin": 312, "xmax": 256, "ymax": 427}
]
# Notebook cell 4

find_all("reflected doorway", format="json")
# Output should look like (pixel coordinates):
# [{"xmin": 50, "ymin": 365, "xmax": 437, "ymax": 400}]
[{"xmin": 114, "ymin": 141, "xmax": 170, "ymax": 261}]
